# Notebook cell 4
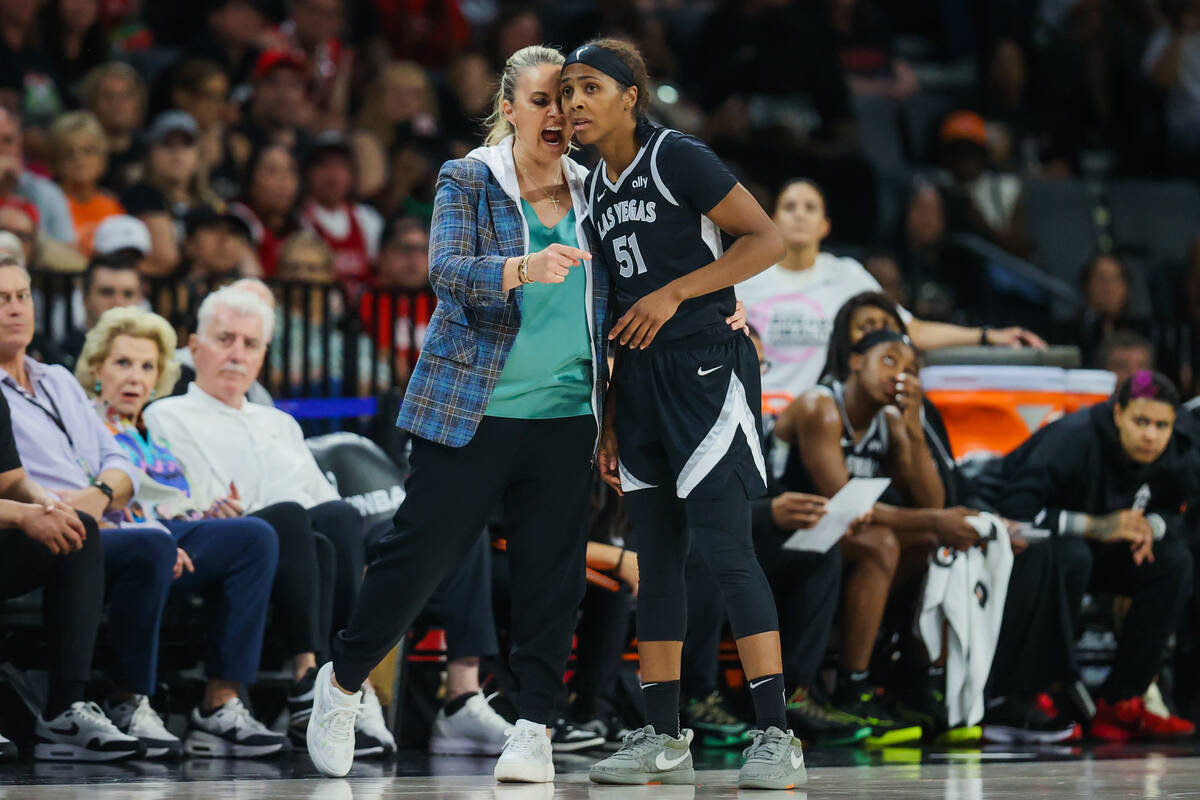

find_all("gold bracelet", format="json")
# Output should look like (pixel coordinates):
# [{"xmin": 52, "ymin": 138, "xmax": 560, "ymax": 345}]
[{"xmin": 519, "ymin": 254, "xmax": 533, "ymax": 284}]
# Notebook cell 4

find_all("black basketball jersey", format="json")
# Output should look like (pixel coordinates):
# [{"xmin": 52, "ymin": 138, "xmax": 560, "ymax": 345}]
[
  {"xmin": 583, "ymin": 124, "xmax": 738, "ymax": 344},
  {"xmin": 780, "ymin": 379, "xmax": 891, "ymax": 495}
]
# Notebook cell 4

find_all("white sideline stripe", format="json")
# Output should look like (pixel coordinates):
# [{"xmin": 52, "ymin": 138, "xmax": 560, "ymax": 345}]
[
  {"xmin": 619, "ymin": 459, "xmax": 658, "ymax": 492},
  {"xmin": 675, "ymin": 372, "xmax": 766, "ymax": 499}
]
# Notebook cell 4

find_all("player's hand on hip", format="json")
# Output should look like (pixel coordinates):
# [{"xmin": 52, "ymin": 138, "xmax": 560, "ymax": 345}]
[
  {"xmin": 527, "ymin": 244, "xmax": 591, "ymax": 284},
  {"xmin": 726, "ymin": 299, "xmax": 749, "ymax": 334},
  {"xmin": 597, "ymin": 419, "xmax": 623, "ymax": 496},
  {"xmin": 609, "ymin": 286, "xmax": 683, "ymax": 349}
]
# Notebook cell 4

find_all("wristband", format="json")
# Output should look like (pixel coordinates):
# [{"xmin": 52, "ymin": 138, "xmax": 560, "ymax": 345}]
[
  {"xmin": 979, "ymin": 325, "xmax": 991, "ymax": 346},
  {"xmin": 519, "ymin": 254, "xmax": 533, "ymax": 284}
]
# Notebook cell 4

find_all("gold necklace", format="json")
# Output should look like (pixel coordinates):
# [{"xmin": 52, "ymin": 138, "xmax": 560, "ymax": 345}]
[{"xmin": 514, "ymin": 149, "xmax": 564, "ymax": 213}]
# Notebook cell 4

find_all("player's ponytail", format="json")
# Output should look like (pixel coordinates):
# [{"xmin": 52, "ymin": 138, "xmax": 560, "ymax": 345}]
[{"xmin": 483, "ymin": 45, "xmax": 566, "ymax": 147}]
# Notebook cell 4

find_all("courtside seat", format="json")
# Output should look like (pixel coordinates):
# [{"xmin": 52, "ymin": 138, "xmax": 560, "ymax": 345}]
[{"xmin": 306, "ymin": 432, "xmax": 407, "ymax": 525}]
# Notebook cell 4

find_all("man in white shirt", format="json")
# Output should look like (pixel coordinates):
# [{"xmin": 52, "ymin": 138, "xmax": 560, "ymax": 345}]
[{"xmin": 145, "ymin": 286, "xmax": 504, "ymax": 754}]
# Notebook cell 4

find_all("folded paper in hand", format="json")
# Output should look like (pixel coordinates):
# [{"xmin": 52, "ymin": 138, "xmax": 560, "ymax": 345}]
[{"xmin": 782, "ymin": 478, "xmax": 892, "ymax": 553}]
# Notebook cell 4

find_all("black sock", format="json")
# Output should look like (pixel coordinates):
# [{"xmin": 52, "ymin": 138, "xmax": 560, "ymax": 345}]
[
  {"xmin": 748, "ymin": 673, "xmax": 787, "ymax": 732},
  {"xmin": 44, "ymin": 681, "xmax": 86, "ymax": 719},
  {"xmin": 443, "ymin": 691, "xmax": 476, "ymax": 716},
  {"xmin": 835, "ymin": 669, "xmax": 871, "ymax": 705},
  {"xmin": 641, "ymin": 680, "xmax": 681, "ymax": 738}
]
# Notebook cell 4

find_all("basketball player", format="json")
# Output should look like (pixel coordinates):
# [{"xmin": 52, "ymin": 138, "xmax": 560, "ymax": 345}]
[
  {"xmin": 561, "ymin": 39, "xmax": 806, "ymax": 790},
  {"xmin": 774, "ymin": 328, "xmax": 981, "ymax": 743}
]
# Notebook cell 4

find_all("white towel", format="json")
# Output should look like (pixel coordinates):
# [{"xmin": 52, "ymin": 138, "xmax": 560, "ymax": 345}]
[{"xmin": 918, "ymin": 512, "xmax": 1014, "ymax": 727}]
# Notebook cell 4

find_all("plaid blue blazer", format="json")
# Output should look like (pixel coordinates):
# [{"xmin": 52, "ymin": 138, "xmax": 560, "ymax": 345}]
[{"xmin": 397, "ymin": 140, "xmax": 609, "ymax": 448}]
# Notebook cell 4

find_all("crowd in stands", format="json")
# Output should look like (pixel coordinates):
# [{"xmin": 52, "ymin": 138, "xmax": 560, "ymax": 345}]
[{"xmin": 4, "ymin": 0, "xmax": 1200, "ymax": 766}]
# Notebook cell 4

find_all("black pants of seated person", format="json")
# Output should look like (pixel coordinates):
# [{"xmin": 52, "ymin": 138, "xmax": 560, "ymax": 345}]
[
  {"xmin": 0, "ymin": 512, "xmax": 103, "ymax": 717},
  {"xmin": 1057, "ymin": 534, "xmax": 1194, "ymax": 702},
  {"xmin": 333, "ymin": 415, "xmax": 595, "ymax": 725},
  {"xmin": 987, "ymin": 536, "xmax": 1089, "ymax": 702},
  {"xmin": 250, "ymin": 501, "xmax": 336, "ymax": 660}
]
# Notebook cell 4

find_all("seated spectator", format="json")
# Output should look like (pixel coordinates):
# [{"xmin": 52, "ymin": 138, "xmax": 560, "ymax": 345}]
[
  {"xmin": 355, "ymin": 61, "xmax": 440, "ymax": 154},
  {"xmin": 362, "ymin": 216, "xmax": 433, "ymax": 391},
  {"xmin": 271, "ymin": 230, "xmax": 345, "ymax": 395},
  {"xmin": 38, "ymin": 0, "xmax": 109, "ymax": 105},
  {"xmin": 828, "ymin": 0, "xmax": 919, "ymax": 100},
  {"xmin": 0, "ymin": 258, "xmax": 286, "ymax": 759},
  {"xmin": 1100, "ymin": 330, "xmax": 1156, "ymax": 388},
  {"xmin": 989, "ymin": 371, "xmax": 1195, "ymax": 741},
  {"xmin": 226, "ymin": 49, "xmax": 315, "ymax": 178},
  {"xmin": 774, "ymin": 328, "xmax": 984, "ymax": 744},
  {"xmin": 277, "ymin": 0, "xmax": 353, "ymax": 131},
  {"xmin": 120, "ymin": 111, "xmax": 218, "ymax": 277},
  {"xmin": 80, "ymin": 62, "xmax": 146, "ymax": 194},
  {"xmin": 169, "ymin": 59, "xmax": 234, "ymax": 199},
  {"xmin": 92, "ymin": 213, "xmax": 152, "ymax": 267},
  {"xmin": 0, "ymin": 108, "xmax": 75, "ymax": 245},
  {"xmin": 229, "ymin": 144, "xmax": 301, "ymax": 276},
  {"xmin": 937, "ymin": 110, "xmax": 1030, "ymax": 258},
  {"xmin": 0, "ymin": 377, "xmax": 139, "ymax": 761},
  {"xmin": 1068, "ymin": 253, "xmax": 1153, "ymax": 369},
  {"xmin": 738, "ymin": 179, "xmax": 1041, "ymax": 402},
  {"xmin": 142, "ymin": 285, "xmax": 395, "ymax": 753},
  {"xmin": 73, "ymin": 306, "xmax": 290, "ymax": 757},
  {"xmin": 300, "ymin": 131, "xmax": 383, "ymax": 299},
  {"xmin": 0, "ymin": 0, "xmax": 63, "ymax": 126},
  {"xmin": 440, "ymin": 51, "xmax": 494, "ymax": 158},
  {"xmin": 58, "ymin": 250, "xmax": 144, "ymax": 363},
  {"xmin": 49, "ymin": 111, "xmax": 124, "ymax": 256},
  {"xmin": 171, "ymin": 277, "xmax": 274, "ymax": 406},
  {"xmin": 182, "ymin": 0, "xmax": 273, "ymax": 88},
  {"xmin": 181, "ymin": 205, "xmax": 256, "ymax": 289}
]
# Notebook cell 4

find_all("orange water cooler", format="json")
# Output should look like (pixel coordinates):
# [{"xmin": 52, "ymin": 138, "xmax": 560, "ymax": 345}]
[{"xmin": 921, "ymin": 365, "xmax": 1115, "ymax": 459}]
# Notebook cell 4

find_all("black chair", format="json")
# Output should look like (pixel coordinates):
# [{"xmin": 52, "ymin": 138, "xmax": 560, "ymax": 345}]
[{"xmin": 1024, "ymin": 178, "xmax": 1105, "ymax": 285}]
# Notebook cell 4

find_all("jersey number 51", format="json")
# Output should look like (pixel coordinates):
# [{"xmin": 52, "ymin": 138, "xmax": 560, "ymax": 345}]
[{"xmin": 613, "ymin": 232, "xmax": 649, "ymax": 278}]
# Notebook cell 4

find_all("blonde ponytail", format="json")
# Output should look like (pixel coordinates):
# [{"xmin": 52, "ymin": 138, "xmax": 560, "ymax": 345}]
[{"xmin": 482, "ymin": 45, "xmax": 565, "ymax": 146}]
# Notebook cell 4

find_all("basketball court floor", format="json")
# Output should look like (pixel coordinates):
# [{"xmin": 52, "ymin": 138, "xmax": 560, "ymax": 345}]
[{"xmin": 1, "ymin": 742, "xmax": 1197, "ymax": 798}]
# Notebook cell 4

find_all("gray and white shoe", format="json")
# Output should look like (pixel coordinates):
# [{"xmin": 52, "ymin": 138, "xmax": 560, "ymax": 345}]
[
  {"xmin": 185, "ymin": 698, "xmax": 290, "ymax": 758},
  {"xmin": 737, "ymin": 726, "xmax": 807, "ymax": 790},
  {"xmin": 588, "ymin": 725, "xmax": 695, "ymax": 786},
  {"xmin": 104, "ymin": 695, "xmax": 182, "ymax": 759}
]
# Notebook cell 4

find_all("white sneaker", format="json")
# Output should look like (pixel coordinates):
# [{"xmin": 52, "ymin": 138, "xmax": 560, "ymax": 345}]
[
  {"xmin": 34, "ymin": 701, "xmax": 144, "ymax": 762},
  {"xmin": 0, "ymin": 729, "xmax": 16, "ymax": 760},
  {"xmin": 493, "ymin": 718, "xmax": 554, "ymax": 783},
  {"xmin": 355, "ymin": 684, "xmax": 396, "ymax": 758},
  {"xmin": 306, "ymin": 662, "xmax": 363, "ymax": 778},
  {"xmin": 430, "ymin": 692, "xmax": 511, "ymax": 755},
  {"xmin": 104, "ymin": 695, "xmax": 182, "ymax": 759},
  {"xmin": 185, "ymin": 698, "xmax": 290, "ymax": 758}
]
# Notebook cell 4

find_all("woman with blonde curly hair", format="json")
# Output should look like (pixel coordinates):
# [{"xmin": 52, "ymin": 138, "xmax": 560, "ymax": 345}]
[{"xmin": 76, "ymin": 306, "xmax": 289, "ymax": 758}]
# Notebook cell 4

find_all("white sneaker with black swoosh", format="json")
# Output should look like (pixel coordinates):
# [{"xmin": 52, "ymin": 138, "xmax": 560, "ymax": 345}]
[
  {"xmin": 737, "ymin": 726, "xmax": 807, "ymax": 790},
  {"xmin": 588, "ymin": 725, "xmax": 695, "ymax": 785},
  {"xmin": 34, "ymin": 702, "xmax": 144, "ymax": 762}
]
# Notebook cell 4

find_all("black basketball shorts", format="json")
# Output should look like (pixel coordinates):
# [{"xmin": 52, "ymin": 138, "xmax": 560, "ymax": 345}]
[{"xmin": 614, "ymin": 325, "xmax": 768, "ymax": 501}]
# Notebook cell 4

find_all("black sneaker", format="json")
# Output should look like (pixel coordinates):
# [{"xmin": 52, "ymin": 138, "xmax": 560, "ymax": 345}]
[
  {"xmin": 576, "ymin": 713, "xmax": 635, "ymax": 748},
  {"xmin": 891, "ymin": 684, "xmax": 981, "ymax": 745},
  {"xmin": 682, "ymin": 692, "xmax": 751, "ymax": 747},
  {"xmin": 286, "ymin": 667, "xmax": 317, "ymax": 747},
  {"xmin": 550, "ymin": 715, "xmax": 605, "ymax": 752},
  {"xmin": 0, "ymin": 730, "xmax": 16, "ymax": 760},
  {"xmin": 829, "ymin": 688, "xmax": 922, "ymax": 747},
  {"xmin": 982, "ymin": 695, "xmax": 1076, "ymax": 744},
  {"xmin": 785, "ymin": 688, "xmax": 870, "ymax": 746}
]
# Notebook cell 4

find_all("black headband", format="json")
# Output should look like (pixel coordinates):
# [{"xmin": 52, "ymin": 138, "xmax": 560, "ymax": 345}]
[
  {"xmin": 563, "ymin": 44, "xmax": 637, "ymax": 89},
  {"xmin": 851, "ymin": 329, "xmax": 911, "ymax": 355}
]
